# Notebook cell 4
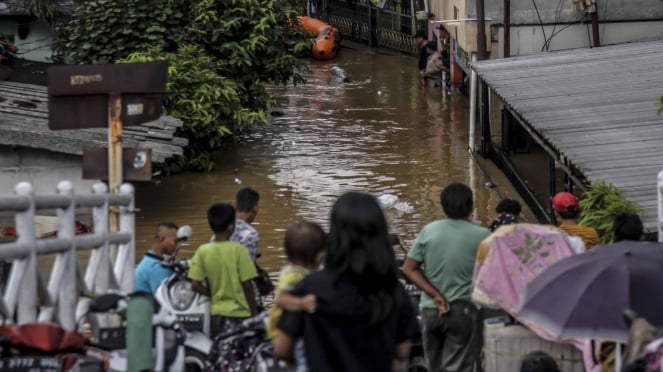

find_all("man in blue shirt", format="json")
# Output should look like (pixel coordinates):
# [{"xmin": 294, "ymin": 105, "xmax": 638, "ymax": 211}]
[{"xmin": 135, "ymin": 222, "xmax": 178, "ymax": 294}]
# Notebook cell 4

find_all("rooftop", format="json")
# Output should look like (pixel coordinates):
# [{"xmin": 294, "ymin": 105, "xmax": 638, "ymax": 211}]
[{"xmin": 472, "ymin": 40, "xmax": 663, "ymax": 233}]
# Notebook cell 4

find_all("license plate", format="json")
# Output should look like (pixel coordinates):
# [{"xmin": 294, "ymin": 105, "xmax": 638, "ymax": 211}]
[
  {"xmin": 0, "ymin": 357, "xmax": 61, "ymax": 372},
  {"xmin": 178, "ymin": 313, "xmax": 204, "ymax": 332}
]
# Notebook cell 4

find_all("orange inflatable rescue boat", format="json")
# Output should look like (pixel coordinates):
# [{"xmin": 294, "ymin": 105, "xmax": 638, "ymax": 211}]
[{"xmin": 298, "ymin": 16, "xmax": 341, "ymax": 60}]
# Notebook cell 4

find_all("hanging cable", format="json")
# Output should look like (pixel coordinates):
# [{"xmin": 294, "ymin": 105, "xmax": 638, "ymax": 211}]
[
  {"xmin": 531, "ymin": 0, "xmax": 548, "ymax": 51},
  {"xmin": 541, "ymin": 13, "xmax": 589, "ymax": 52},
  {"xmin": 541, "ymin": 0, "xmax": 564, "ymax": 52}
]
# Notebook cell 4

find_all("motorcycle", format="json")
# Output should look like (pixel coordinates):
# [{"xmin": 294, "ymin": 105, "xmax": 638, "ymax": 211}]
[
  {"xmin": 209, "ymin": 311, "xmax": 294, "ymax": 372},
  {"xmin": 77, "ymin": 292, "xmax": 211, "ymax": 372},
  {"xmin": 154, "ymin": 225, "xmax": 211, "ymax": 339},
  {"xmin": 0, "ymin": 323, "xmax": 104, "ymax": 372},
  {"xmin": 155, "ymin": 226, "xmax": 273, "ymax": 338},
  {"xmin": 391, "ymin": 233, "xmax": 427, "ymax": 372}
]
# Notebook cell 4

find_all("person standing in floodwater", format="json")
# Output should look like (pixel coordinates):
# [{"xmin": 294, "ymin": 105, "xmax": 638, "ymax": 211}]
[
  {"xmin": 413, "ymin": 30, "xmax": 428, "ymax": 86},
  {"xmin": 404, "ymin": 183, "xmax": 490, "ymax": 372}
]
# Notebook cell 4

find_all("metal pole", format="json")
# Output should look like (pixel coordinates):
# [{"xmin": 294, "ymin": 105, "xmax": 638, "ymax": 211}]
[
  {"xmin": 504, "ymin": 0, "xmax": 510, "ymax": 57},
  {"xmin": 468, "ymin": 53, "xmax": 478, "ymax": 153},
  {"xmin": 109, "ymin": 93, "xmax": 122, "ymax": 259},
  {"xmin": 591, "ymin": 10, "xmax": 600, "ymax": 47},
  {"xmin": 476, "ymin": 0, "xmax": 487, "ymax": 60}
]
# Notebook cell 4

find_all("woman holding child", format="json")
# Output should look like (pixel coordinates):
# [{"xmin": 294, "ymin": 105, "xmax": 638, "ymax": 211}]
[{"xmin": 274, "ymin": 192, "xmax": 420, "ymax": 371}]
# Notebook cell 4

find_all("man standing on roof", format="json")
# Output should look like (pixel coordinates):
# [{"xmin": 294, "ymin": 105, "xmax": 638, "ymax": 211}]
[{"xmin": 553, "ymin": 192, "xmax": 600, "ymax": 249}]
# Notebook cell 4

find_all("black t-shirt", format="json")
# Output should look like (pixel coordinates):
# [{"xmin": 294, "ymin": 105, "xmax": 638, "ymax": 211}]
[
  {"xmin": 277, "ymin": 269, "xmax": 420, "ymax": 372},
  {"xmin": 418, "ymin": 45, "xmax": 428, "ymax": 70}
]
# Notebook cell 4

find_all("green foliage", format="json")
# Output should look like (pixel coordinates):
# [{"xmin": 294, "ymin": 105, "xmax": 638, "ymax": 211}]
[
  {"xmin": 55, "ymin": 0, "xmax": 312, "ymax": 170},
  {"xmin": 119, "ymin": 46, "xmax": 267, "ymax": 171},
  {"xmin": 578, "ymin": 180, "xmax": 643, "ymax": 244},
  {"xmin": 53, "ymin": 0, "xmax": 190, "ymax": 64}
]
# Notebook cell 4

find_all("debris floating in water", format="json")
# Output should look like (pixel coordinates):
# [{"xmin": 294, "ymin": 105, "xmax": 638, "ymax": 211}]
[{"xmin": 377, "ymin": 194, "xmax": 414, "ymax": 213}]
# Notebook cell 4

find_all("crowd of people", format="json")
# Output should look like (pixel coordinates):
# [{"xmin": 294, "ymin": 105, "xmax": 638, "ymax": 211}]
[{"xmin": 134, "ymin": 183, "xmax": 645, "ymax": 371}]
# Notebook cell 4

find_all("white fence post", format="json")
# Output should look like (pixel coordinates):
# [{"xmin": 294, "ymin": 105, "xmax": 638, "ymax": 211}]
[
  {"xmin": 0, "ymin": 180, "xmax": 134, "ymax": 328},
  {"xmin": 115, "ymin": 183, "xmax": 135, "ymax": 293},
  {"xmin": 12, "ymin": 182, "xmax": 37, "ymax": 324}
]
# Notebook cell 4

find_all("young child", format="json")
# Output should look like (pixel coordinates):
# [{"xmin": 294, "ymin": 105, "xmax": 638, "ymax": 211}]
[
  {"xmin": 489, "ymin": 198, "xmax": 522, "ymax": 232},
  {"xmin": 189, "ymin": 202, "xmax": 258, "ymax": 336},
  {"xmin": 268, "ymin": 221, "xmax": 326, "ymax": 371}
]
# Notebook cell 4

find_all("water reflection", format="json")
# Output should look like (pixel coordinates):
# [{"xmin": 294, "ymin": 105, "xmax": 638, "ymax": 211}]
[{"xmin": 135, "ymin": 46, "xmax": 502, "ymax": 272}]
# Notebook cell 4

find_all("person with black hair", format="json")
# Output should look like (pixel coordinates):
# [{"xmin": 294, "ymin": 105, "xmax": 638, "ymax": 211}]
[
  {"xmin": 268, "ymin": 221, "xmax": 326, "ymax": 372},
  {"xmin": 189, "ymin": 203, "xmax": 258, "ymax": 336},
  {"xmin": 552, "ymin": 192, "xmax": 600, "ymax": 249},
  {"xmin": 520, "ymin": 350, "xmax": 561, "ymax": 372},
  {"xmin": 275, "ymin": 192, "xmax": 419, "ymax": 372},
  {"xmin": 231, "ymin": 187, "xmax": 261, "ymax": 262},
  {"xmin": 413, "ymin": 30, "xmax": 428, "ymax": 85},
  {"xmin": 403, "ymin": 183, "xmax": 490, "ymax": 372},
  {"xmin": 134, "ymin": 222, "xmax": 178, "ymax": 294},
  {"xmin": 489, "ymin": 198, "xmax": 522, "ymax": 232},
  {"xmin": 613, "ymin": 213, "xmax": 644, "ymax": 242}
]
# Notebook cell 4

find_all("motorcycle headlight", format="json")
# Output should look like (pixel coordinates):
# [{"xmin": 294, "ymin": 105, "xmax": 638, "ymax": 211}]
[{"xmin": 168, "ymin": 280, "xmax": 195, "ymax": 311}]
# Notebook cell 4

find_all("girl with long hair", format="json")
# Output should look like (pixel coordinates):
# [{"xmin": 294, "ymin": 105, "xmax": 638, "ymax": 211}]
[{"xmin": 275, "ymin": 192, "xmax": 419, "ymax": 372}]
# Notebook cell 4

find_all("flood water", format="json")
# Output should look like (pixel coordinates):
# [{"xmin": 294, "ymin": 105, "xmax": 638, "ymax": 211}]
[{"xmin": 134, "ymin": 45, "xmax": 510, "ymax": 272}]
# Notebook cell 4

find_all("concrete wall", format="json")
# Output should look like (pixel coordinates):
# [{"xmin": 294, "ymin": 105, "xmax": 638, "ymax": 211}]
[
  {"xmin": 428, "ymin": 0, "xmax": 663, "ymax": 57},
  {"xmin": 0, "ymin": 146, "xmax": 96, "ymax": 195},
  {"xmin": 0, "ymin": 19, "xmax": 54, "ymax": 62},
  {"xmin": 465, "ymin": 0, "xmax": 663, "ymax": 23}
]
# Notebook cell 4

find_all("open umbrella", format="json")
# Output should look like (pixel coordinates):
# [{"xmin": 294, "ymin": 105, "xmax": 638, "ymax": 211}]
[
  {"xmin": 518, "ymin": 240, "xmax": 663, "ymax": 343},
  {"xmin": 473, "ymin": 223, "xmax": 577, "ymax": 317}
]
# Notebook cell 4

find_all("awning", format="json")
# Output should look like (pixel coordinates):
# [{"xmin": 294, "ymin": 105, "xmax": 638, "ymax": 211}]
[{"xmin": 471, "ymin": 40, "xmax": 663, "ymax": 233}]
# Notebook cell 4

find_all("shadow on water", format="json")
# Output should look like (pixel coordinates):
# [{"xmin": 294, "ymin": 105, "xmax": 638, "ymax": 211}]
[{"xmin": 134, "ymin": 45, "xmax": 505, "ymax": 272}]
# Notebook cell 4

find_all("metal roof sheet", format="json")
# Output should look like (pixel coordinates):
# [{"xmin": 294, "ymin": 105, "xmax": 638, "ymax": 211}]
[{"xmin": 471, "ymin": 40, "xmax": 663, "ymax": 233}]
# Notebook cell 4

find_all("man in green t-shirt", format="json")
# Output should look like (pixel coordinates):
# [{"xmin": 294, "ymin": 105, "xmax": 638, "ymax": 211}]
[
  {"xmin": 404, "ymin": 183, "xmax": 490, "ymax": 372},
  {"xmin": 189, "ymin": 202, "xmax": 258, "ymax": 336}
]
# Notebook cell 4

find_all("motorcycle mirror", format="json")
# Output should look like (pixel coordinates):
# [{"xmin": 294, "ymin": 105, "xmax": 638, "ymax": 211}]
[
  {"xmin": 90, "ymin": 293, "xmax": 125, "ymax": 313},
  {"xmin": 177, "ymin": 225, "xmax": 192, "ymax": 242}
]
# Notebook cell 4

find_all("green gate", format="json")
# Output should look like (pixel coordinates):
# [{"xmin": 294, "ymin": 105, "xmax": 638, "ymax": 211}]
[{"xmin": 316, "ymin": 0, "xmax": 428, "ymax": 55}]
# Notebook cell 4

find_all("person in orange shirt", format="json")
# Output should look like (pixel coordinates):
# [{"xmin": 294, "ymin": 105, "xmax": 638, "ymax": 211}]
[{"xmin": 552, "ymin": 192, "xmax": 600, "ymax": 249}]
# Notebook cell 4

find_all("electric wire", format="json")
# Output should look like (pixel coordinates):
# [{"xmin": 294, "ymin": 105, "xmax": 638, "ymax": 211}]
[
  {"xmin": 541, "ymin": 0, "xmax": 565, "ymax": 52},
  {"xmin": 531, "ymin": 0, "xmax": 548, "ymax": 51}
]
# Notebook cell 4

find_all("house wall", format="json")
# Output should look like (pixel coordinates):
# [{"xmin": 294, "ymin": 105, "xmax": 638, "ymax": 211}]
[
  {"xmin": 0, "ymin": 19, "xmax": 53, "ymax": 62},
  {"xmin": 428, "ymin": 0, "xmax": 663, "ymax": 57},
  {"xmin": 0, "ymin": 146, "xmax": 96, "ymax": 195}
]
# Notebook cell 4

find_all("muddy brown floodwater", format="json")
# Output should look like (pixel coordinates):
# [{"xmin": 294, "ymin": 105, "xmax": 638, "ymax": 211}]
[{"xmin": 134, "ymin": 44, "xmax": 523, "ymax": 273}]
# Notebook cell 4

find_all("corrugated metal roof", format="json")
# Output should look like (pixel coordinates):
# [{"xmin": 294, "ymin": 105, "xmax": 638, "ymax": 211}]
[{"xmin": 471, "ymin": 40, "xmax": 663, "ymax": 233}]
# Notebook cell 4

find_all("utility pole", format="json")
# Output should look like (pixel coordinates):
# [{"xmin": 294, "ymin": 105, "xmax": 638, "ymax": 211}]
[
  {"xmin": 476, "ymin": 0, "xmax": 487, "ymax": 60},
  {"xmin": 504, "ymin": 0, "xmax": 510, "ymax": 57}
]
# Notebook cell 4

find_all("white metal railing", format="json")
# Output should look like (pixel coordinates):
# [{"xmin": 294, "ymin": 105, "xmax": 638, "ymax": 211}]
[{"xmin": 0, "ymin": 181, "xmax": 135, "ymax": 330}]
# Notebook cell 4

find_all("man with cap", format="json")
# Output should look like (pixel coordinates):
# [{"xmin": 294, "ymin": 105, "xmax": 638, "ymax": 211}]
[{"xmin": 552, "ymin": 192, "xmax": 600, "ymax": 249}]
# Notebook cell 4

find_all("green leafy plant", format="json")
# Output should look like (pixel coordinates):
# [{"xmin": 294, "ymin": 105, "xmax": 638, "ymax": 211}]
[
  {"xmin": 55, "ymin": 0, "xmax": 312, "ymax": 170},
  {"xmin": 119, "ymin": 46, "xmax": 267, "ymax": 171},
  {"xmin": 53, "ymin": 0, "xmax": 190, "ymax": 64},
  {"xmin": 578, "ymin": 180, "xmax": 643, "ymax": 244}
]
